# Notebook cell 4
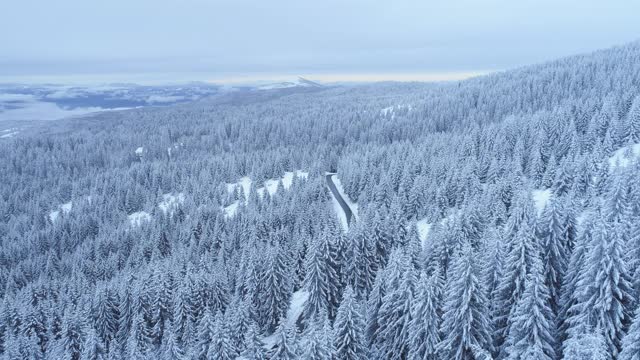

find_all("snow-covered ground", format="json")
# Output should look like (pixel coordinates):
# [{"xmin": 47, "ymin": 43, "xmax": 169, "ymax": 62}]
[
  {"xmin": 224, "ymin": 201, "xmax": 241, "ymax": 218},
  {"xmin": 49, "ymin": 201, "xmax": 73, "ymax": 223},
  {"xmin": 608, "ymin": 143, "xmax": 640, "ymax": 169},
  {"xmin": 224, "ymin": 171, "xmax": 309, "ymax": 218},
  {"xmin": 380, "ymin": 104, "xmax": 413, "ymax": 119},
  {"xmin": 0, "ymin": 128, "xmax": 19, "ymax": 138},
  {"xmin": 124, "ymin": 193, "xmax": 185, "ymax": 226},
  {"xmin": 262, "ymin": 290, "xmax": 309, "ymax": 348},
  {"xmin": 532, "ymin": 188, "xmax": 552, "ymax": 215},
  {"xmin": 416, "ymin": 218, "xmax": 432, "ymax": 247},
  {"xmin": 158, "ymin": 193, "xmax": 185, "ymax": 215},
  {"xmin": 128, "ymin": 211, "xmax": 151, "ymax": 227}
]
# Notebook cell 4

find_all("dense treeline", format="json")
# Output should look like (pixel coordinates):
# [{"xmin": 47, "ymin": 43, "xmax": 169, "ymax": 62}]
[{"xmin": 1, "ymin": 41, "xmax": 640, "ymax": 359}]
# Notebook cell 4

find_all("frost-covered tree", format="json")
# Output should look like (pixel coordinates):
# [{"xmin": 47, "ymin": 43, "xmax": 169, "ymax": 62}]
[
  {"xmin": 269, "ymin": 322, "xmax": 298, "ymax": 360},
  {"xmin": 563, "ymin": 329, "xmax": 609, "ymax": 360},
  {"xmin": 503, "ymin": 256, "xmax": 556, "ymax": 360},
  {"xmin": 537, "ymin": 196, "xmax": 569, "ymax": 315},
  {"xmin": 493, "ymin": 218, "xmax": 538, "ymax": 355},
  {"xmin": 408, "ymin": 269, "xmax": 443, "ymax": 360},
  {"xmin": 568, "ymin": 215, "xmax": 634, "ymax": 357},
  {"xmin": 240, "ymin": 324, "xmax": 268, "ymax": 360},
  {"xmin": 333, "ymin": 286, "xmax": 367, "ymax": 360},
  {"xmin": 438, "ymin": 243, "xmax": 493, "ymax": 360},
  {"xmin": 620, "ymin": 306, "xmax": 640, "ymax": 360},
  {"xmin": 374, "ymin": 262, "xmax": 415, "ymax": 359}
]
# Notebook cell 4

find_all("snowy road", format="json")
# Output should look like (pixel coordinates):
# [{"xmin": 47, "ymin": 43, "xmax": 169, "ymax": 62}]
[{"xmin": 326, "ymin": 173, "xmax": 354, "ymax": 226}]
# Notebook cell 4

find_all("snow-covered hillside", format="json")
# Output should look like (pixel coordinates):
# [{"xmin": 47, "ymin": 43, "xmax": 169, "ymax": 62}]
[{"xmin": 3, "ymin": 41, "xmax": 640, "ymax": 360}]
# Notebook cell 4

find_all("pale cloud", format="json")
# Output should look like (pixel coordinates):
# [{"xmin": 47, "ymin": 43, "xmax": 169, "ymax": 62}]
[{"xmin": 1, "ymin": 0, "xmax": 638, "ymax": 81}]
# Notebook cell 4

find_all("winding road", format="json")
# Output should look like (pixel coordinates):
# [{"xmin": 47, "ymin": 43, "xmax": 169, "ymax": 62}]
[{"xmin": 325, "ymin": 173, "xmax": 353, "ymax": 226}]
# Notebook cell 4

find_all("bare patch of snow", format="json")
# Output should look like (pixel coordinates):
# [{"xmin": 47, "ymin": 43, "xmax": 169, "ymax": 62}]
[
  {"xmin": 285, "ymin": 290, "xmax": 309, "ymax": 328},
  {"xmin": 226, "ymin": 176, "xmax": 253, "ymax": 199},
  {"xmin": 282, "ymin": 170, "xmax": 308, "ymax": 189},
  {"xmin": 48, "ymin": 201, "xmax": 73, "ymax": 223},
  {"xmin": 146, "ymin": 95, "xmax": 185, "ymax": 104},
  {"xmin": 532, "ymin": 188, "xmax": 552, "ymax": 215},
  {"xmin": 608, "ymin": 143, "xmax": 640, "ymax": 169},
  {"xmin": 262, "ymin": 290, "xmax": 309, "ymax": 348},
  {"xmin": 60, "ymin": 202, "xmax": 72, "ymax": 213},
  {"xmin": 262, "ymin": 178, "xmax": 282, "ymax": 197},
  {"xmin": 226, "ymin": 171, "xmax": 308, "ymax": 203},
  {"xmin": 380, "ymin": 104, "xmax": 413, "ymax": 119},
  {"xmin": 49, "ymin": 211, "xmax": 60, "ymax": 223},
  {"xmin": 158, "ymin": 193, "xmax": 185, "ymax": 215},
  {"xmin": 0, "ymin": 131, "xmax": 18, "ymax": 138},
  {"xmin": 416, "ymin": 218, "xmax": 432, "ymax": 248},
  {"xmin": 128, "ymin": 211, "xmax": 151, "ymax": 227},
  {"xmin": 223, "ymin": 201, "xmax": 240, "ymax": 219}
]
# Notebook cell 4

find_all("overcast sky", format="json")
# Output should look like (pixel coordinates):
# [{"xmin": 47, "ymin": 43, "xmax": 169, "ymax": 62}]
[{"xmin": 1, "ymin": 0, "xmax": 639, "ymax": 84}]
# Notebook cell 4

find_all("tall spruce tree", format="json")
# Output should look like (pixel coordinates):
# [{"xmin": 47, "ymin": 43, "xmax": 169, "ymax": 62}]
[
  {"xmin": 568, "ymin": 215, "xmax": 634, "ymax": 358},
  {"xmin": 408, "ymin": 269, "xmax": 443, "ymax": 360},
  {"xmin": 503, "ymin": 256, "xmax": 556, "ymax": 360},
  {"xmin": 438, "ymin": 243, "xmax": 493, "ymax": 360},
  {"xmin": 334, "ymin": 286, "xmax": 367, "ymax": 360}
]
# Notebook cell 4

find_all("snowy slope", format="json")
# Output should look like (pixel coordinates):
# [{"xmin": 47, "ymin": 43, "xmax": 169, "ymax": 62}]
[
  {"xmin": 608, "ymin": 143, "xmax": 640, "ymax": 169},
  {"xmin": 224, "ymin": 170, "xmax": 309, "ymax": 218}
]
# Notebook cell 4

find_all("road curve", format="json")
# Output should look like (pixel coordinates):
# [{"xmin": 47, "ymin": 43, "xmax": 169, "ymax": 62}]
[{"xmin": 325, "ymin": 173, "xmax": 353, "ymax": 226}]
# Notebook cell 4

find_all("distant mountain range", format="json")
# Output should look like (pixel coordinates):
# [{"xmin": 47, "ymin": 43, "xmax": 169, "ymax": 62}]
[
  {"xmin": 257, "ymin": 77, "xmax": 324, "ymax": 90},
  {"xmin": 0, "ymin": 77, "xmax": 325, "ymax": 121}
]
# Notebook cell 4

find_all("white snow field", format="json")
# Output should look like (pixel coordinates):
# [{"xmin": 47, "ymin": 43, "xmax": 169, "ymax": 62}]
[
  {"xmin": 0, "ymin": 129, "xmax": 18, "ymax": 138},
  {"xmin": 416, "ymin": 218, "xmax": 432, "ymax": 247},
  {"xmin": 608, "ymin": 143, "xmax": 640, "ymax": 169},
  {"xmin": 128, "ymin": 211, "xmax": 151, "ymax": 227},
  {"xmin": 158, "ymin": 192, "xmax": 185, "ymax": 215},
  {"xmin": 380, "ymin": 104, "xmax": 413, "ymax": 119},
  {"xmin": 48, "ymin": 201, "xmax": 73, "ymax": 223},
  {"xmin": 224, "ymin": 171, "xmax": 309, "ymax": 218},
  {"xmin": 532, "ymin": 188, "xmax": 552, "ymax": 216},
  {"xmin": 262, "ymin": 290, "xmax": 309, "ymax": 348}
]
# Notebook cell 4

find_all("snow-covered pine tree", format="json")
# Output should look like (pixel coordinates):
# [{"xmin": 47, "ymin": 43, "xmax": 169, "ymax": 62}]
[
  {"xmin": 269, "ymin": 321, "xmax": 298, "ymax": 360},
  {"xmin": 334, "ymin": 286, "xmax": 367, "ymax": 360},
  {"xmin": 563, "ymin": 329, "xmax": 609, "ymax": 360},
  {"xmin": 559, "ymin": 212, "xmax": 595, "ymax": 343},
  {"xmin": 345, "ymin": 221, "xmax": 376, "ymax": 300},
  {"xmin": 160, "ymin": 320, "xmax": 185, "ymax": 360},
  {"xmin": 240, "ymin": 324, "xmax": 268, "ymax": 360},
  {"xmin": 620, "ymin": 305, "xmax": 640, "ymax": 360},
  {"xmin": 301, "ymin": 322, "xmax": 332, "ymax": 360},
  {"xmin": 493, "ymin": 217, "xmax": 538, "ymax": 356},
  {"xmin": 503, "ymin": 255, "xmax": 556, "ymax": 360},
  {"xmin": 537, "ymin": 196, "xmax": 569, "ymax": 315},
  {"xmin": 568, "ymin": 214, "xmax": 634, "ymax": 357},
  {"xmin": 207, "ymin": 310, "xmax": 235, "ymax": 360},
  {"xmin": 375, "ymin": 261, "xmax": 415, "ymax": 359},
  {"xmin": 259, "ymin": 245, "xmax": 292, "ymax": 333},
  {"xmin": 196, "ymin": 307, "xmax": 216, "ymax": 359},
  {"xmin": 82, "ymin": 326, "xmax": 105, "ymax": 360},
  {"xmin": 438, "ymin": 243, "xmax": 493, "ymax": 360},
  {"xmin": 408, "ymin": 269, "xmax": 443, "ymax": 360},
  {"xmin": 302, "ymin": 236, "xmax": 332, "ymax": 324}
]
